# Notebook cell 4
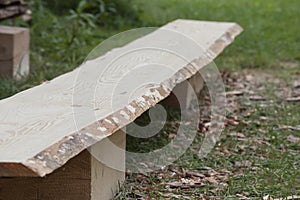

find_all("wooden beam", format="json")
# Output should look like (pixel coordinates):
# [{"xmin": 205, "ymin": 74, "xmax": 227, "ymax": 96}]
[{"xmin": 0, "ymin": 25, "xmax": 29, "ymax": 79}]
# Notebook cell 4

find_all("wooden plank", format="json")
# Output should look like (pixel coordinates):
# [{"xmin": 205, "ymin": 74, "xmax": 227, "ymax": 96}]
[{"xmin": 0, "ymin": 20, "xmax": 243, "ymax": 177}]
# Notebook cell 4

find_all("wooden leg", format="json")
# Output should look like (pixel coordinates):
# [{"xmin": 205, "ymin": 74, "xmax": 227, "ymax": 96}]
[
  {"xmin": 0, "ymin": 129, "xmax": 126, "ymax": 200},
  {"xmin": 161, "ymin": 72, "xmax": 204, "ymax": 110},
  {"xmin": 91, "ymin": 129, "xmax": 126, "ymax": 200}
]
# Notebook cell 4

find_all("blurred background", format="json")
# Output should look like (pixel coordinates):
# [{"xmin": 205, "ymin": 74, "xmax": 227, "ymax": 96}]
[{"xmin": 0, "ymin": 0, "xmax": 299, "ymax": 99}]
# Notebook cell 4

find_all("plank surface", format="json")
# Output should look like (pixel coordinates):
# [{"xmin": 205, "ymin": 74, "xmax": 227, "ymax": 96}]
[{"xmin": 0, "ymin": 19, "xmax": 243, "ymax": 177}]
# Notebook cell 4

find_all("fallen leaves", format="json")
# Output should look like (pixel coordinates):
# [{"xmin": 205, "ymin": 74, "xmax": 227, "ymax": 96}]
[
  {"xmin": 164, "ymin": 179, "xmax": 205, "ymax": 189},
  {"xmin": 185, "ymin": 170, "xmax": 206, "ymax": 178},
  {"xmin": 156, "ymin": 192, "xmax": 191, "ymax": 200},
  {"xmin": 124, "ymin": 165, "xmax": 232, "ymax": 199},
  {"xmin": 116, "ymin": 70, "xmax": 300, "ymax": 200}
]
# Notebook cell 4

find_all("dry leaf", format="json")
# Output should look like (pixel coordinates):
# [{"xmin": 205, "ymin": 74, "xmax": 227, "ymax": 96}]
[
  {"xmin": 235, "ymin": 160, "xmax": 252, "ymax": 168},
  {"xmin": 228, "ymin": 132, "xmax": 246, "ymax": 138},
  {"xmin": 204, "ymin": 177, "xmax": 218, "ymax": 185},
  {"xmin": 278, "ymin": 125, "xmax": 300, "ymax": 131},
  {"xmin": 164, "ymin": 181, "xmax": 182, "ymax": 188},
  {"xmin": 286, "ymin": 96, "xmax": 300, "ymax": 102},
  {"xmin": 225, "ymin": 90, "xmax": 244, "ymax": 96},
  {"xmin": 236, "ymin": 193, "xmax": 250, "ymax": 200},
  {"xmin": 168, "ymin": 133, "xmax": 176, "ymax": 139},
  {"xmin": 164, "ymin": 180, "xmax": 204, "ymax": 188},
  {"xmin": 249, "ymin": 95, "xmax": 266, "ymax": 101},
  {"xmin": 287, "ymin": 135, "xmax": 300, "ymax": 143},
  {"xmin": 185, "ymin": 170, "xmax": 206, "ymax": 178},
  {"xmin": 227, "ymin": 119, "xmax": 240, "ymax": 126},
  {"xmin": 259, "ymin": 116, "xmax": 269, "ymax": 121},
  {"xmin": 273, "ymin": 195, "xmax": 300, "ymax": 200},
  {"xmin": 157, "ymin": 192, "xmax": 190, "ymax": 200},
  {"xmin": 293, "ymin": 80, "xmax": 300, "ymax": 88}
]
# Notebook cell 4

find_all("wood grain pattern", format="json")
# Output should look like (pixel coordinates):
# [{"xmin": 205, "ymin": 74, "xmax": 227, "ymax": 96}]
[{"xmin": 0, "ymin": 20, "xmax": 243, "ymax": 177}]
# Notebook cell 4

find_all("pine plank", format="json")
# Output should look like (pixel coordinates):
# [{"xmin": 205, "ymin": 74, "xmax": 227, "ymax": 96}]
[{"xmin": 0, "ymin": 19, "xmax": 243, "ymax": 177}]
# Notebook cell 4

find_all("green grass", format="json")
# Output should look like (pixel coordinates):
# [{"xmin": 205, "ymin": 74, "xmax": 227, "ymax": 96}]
[
  {"xmin": 1, "ymin": 0, "xmax": 299, "ymax": 99},
  {"xmin": 131, "ymin": 0, "xmax": 300, "ymax": 70}
]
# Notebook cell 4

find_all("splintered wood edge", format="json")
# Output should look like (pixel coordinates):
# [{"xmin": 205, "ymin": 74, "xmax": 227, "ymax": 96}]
[{"xmin": 1, "ymin": 23, "xmax": 243, "ymax": 177}]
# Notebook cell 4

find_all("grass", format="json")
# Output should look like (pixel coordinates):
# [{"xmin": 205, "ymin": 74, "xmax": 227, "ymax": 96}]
[
  {"xmin": 0, "ymin": 0, "xmax": 299, "ymax": 198},
  {"xmin": 132, "ymin": 0, "xmax": 300, "ymax": 69},
  {"xmin": 117, "ymin": 68, "xmax": 300, "ymax": 199}
]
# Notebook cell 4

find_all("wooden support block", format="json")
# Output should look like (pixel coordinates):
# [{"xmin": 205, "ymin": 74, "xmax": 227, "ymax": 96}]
[
  {"xmin": 90, "ymin": 128, "xmax": 126, "ymax": 200},
  {"xmin": 0, "ymin": 151, "xmax": 91, "ymax": 200},
  {"xmin": 161, "ymin": 72, "xmax": 204, "ymax": 110},
  {"xmin": 0, "ymin": 25, "xmax": 29, "ymax": 79},
  {"xmin": 0, "ymin": 129, "xmax": 126, "ymax": 200}
]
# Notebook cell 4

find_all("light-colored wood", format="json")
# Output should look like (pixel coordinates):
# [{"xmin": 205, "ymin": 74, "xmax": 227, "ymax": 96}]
[
  {"xmin": 162, "ymin": 72, "xmax": 204, "ymax": 110},
  {"xmin": 0, "ymin": 19, "xmax": 243, "ymax": 177},
  {"xmin": 91, "ymin": 129, "xmax": 126, "ymax": 200},
  {"xmin": 0, "ymin": 25, "xmax": 29, "ymax": 79}
]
